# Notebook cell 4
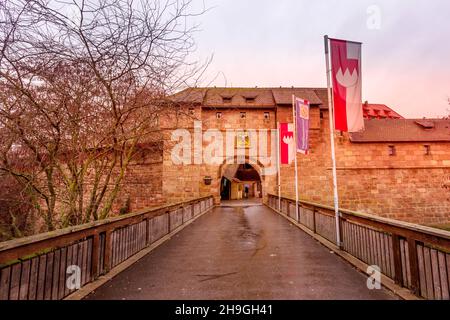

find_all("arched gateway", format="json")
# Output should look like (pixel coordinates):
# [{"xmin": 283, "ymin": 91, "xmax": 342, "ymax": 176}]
[
  {"xmin": 220, "ymin": 163, "xmax": 262, "ymax": 200},
  {"xmin": 218, "ymin": 157, "xmax": 267, "ymax": 202}
]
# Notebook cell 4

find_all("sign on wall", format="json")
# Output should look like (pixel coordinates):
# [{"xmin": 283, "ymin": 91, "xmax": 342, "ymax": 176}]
[{"xmin": 236, "ymin": 131, "xmax": 250, "ymax": 148}]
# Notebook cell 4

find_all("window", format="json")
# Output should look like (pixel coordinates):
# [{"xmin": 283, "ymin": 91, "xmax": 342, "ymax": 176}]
[
  {"xmin": 245, "ymin": 97, "xmax": 255, "ymax": 103},
  {"xmin": 188, "ymin": 107, "xmax": 195, "ymax": 115},
  {"xmin": 216, "ymin": 112, "xmax": 222, "ymax": 119},
  {"xmin": 240, "ymin": 112, "xmax": 246, "ymax": 119},
  {"xmin": 388, "ymin": 145, "xmax": 396, "ymax": 156},
  {"xmin": 264, "ymin": 112, "xmax": 270, "ymax": 120},
  {"xmin": 222, "ymin": 97, "xmax": 232, "ymax": 104},
  {"xmin": 424, "ymin": 145, "xmax": 431, "ymax": 155}
]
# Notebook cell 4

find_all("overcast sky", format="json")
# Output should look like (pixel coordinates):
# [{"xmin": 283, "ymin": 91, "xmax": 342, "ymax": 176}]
[{"xmin": 190, "ymin": 0, "xmax": 450, "ymax": 118}]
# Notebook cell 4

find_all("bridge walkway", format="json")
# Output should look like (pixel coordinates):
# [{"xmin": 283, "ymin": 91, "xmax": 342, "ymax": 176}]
[{"xmin": 86, "ymin": 202, "xmax": 397, "ymax": 300}]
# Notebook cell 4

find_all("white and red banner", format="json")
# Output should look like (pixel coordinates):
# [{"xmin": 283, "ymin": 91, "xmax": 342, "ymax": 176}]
[
  {"xmin": 330, "ymin": 38, "xmax": 364, "ymax": 132},
  {"xmin": 295, "ymin": 97, "xmax": 310, "ymax": 154},
  {"xmin": 279, "ymin": 123, "xmax": 295, "ymax": 165}
]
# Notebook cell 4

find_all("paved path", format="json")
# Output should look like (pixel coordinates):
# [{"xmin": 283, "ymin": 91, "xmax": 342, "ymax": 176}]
[
  {"xmin": 86, "ymin": 204, "xmax": 397, "ymax": 300},
  {"xmin": 220, "ymin": 198, "xmax": 263, "ymax": 207}
]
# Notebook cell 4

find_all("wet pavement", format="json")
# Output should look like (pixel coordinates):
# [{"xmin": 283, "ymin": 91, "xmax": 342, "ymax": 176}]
[
  {"xmin": 220, "ymin": 198, "xmax": 263, "ymax": 207},
  {"xmin": 86, "ymin": 203, "xmax": 398, "ymax": 300}
]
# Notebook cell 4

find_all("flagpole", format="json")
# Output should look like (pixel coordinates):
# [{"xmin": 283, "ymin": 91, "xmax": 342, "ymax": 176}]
[
  {"xmin": 292, "ymin": 95, "xmax": 299, "ymax": 221},
  {"xmin": 324, "ymin": 35, "xmax": 342, "ymax": 248},
  {"xmin": 277, "ymin": 122, "xmax": 281, "ymax": 211}
]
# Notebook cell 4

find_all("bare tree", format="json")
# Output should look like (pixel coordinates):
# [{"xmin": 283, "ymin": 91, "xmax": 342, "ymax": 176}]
[
  {"xmin": 0, "ymin": 0, "xmax": 207, "ymax": 235},
  {"xmin": 0, "ymin": 171, "xmax": 35, "ymax": 240}
]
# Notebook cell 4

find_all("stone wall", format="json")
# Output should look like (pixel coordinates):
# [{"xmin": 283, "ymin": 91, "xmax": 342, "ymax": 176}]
[
  {"xmin": 276, "ymin": 106, "xmax": 450, "ymax": 225},
  {"xmin": 113, "ymin": 144, "xmax": 165, "ymax": 213},
  {"xmin": 132, "ymin": 103, "xmax": 450, "ymax": 226},
  {"xmin": 159, "ymin": 105, "xmax": 278, "ymax": 204}
]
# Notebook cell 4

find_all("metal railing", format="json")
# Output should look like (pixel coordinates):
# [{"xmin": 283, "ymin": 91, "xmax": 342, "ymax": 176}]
[
  {"xmin": 267, "ymin": 193, "xmax": 450, "ymax": 300},
  {"xmin": 0, "ymin": 196, "xmax": 214, "ymax": 300}
]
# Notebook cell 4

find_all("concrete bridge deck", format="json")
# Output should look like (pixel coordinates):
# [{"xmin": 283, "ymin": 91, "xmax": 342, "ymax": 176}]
[{"xmin": 85, "ymin": 203, "xmax": 397, "ymax": 300}]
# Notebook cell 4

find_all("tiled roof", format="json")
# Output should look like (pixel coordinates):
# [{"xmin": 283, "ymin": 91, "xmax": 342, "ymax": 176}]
[
  {"xmin": 271, "ymin": 88, "xmax": 322, "ymax": 105},
  {"xmin": 350, "ymin": 119, "xmax": 450, "ymax": 143},
  {"xmin": 169, "ymin": 88, "xmax": 207, "ymax": 104},
  {"xmin": 170, "ymin": 87, "xmax": 326, "ymax": 107},
  {"xmin": 362, "ymin": 102, "xmax": 404, "ymax": 119},
  {"xmin": 312, "ymin": 88, "xmax": 330, "ymax": 109},
  {"xmin": 204, "ymin": 88, "xmax": 275, "ymax": 107},
  {"xmin": 169, "ymin": 88, "xmax": 406, "ymax": 122}
]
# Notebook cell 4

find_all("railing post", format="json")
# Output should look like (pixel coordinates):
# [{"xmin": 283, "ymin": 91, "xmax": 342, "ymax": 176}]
[
  {"xmin": 167, "ymin": 211, "xmax": 171, "ymax": 233},
  {"xmin": 312, "ymin": 208, "xmax": 317, "ymax": 233},
  {"xmin": 181, "ymin": 207, "xmax": 184, "ymax": 225},
  {"xmin": 392, "ymin": 234, "xmax": 403, "ymax": 285},
  {"xmin": 145, "ymin": 218, "xmax": 150, "ymax": 246},
  {"xmin": 337, "ymin": 211, "xmax": 344, "ymax": 249},
  {"xmin": 407, "ymin": 238, "xmax": 420, "ymax": 295},
  {"xmin": 104, "ymin": 230, "xmax": 112, "ymax": 272},
  {"xmin": 91, "ymin": 233, "xmax": 100, "ymax": 279}
]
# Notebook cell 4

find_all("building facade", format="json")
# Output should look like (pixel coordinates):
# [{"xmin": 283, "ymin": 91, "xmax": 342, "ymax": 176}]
[{"xmin": 119, "ymin": 87, "xmax": 450, "ymax": 226}]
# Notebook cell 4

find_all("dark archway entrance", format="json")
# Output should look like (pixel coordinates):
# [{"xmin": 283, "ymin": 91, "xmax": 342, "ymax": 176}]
[
  {"xmin": 220, "ymin": 163, "xmax": 262, "ymax": 201},
  {"xmin": 220, "ymin": 177, "xmax": 231, "ymax": 200}
]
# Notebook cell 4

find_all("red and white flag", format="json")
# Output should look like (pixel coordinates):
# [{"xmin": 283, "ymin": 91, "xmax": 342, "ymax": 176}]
[
  {"xmin": 330, "ymin": 38, "xmax": 364, "ymax": 132},
  {"xmin": 279, "ymin": 123, "xmax": 295, "ymax": 165}
]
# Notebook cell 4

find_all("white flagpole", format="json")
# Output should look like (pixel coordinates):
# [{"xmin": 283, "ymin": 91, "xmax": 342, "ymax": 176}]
[
  {"xmin": 292, "ymin": 95, "xmax": 299, "ymax": 221},
  {"xmin": 277, "ymin": 122, "xmax": 281, "ymax": 211},
  {"xmin": 324, "ymin": 35, "xmax": 342, "ymax": 248}
]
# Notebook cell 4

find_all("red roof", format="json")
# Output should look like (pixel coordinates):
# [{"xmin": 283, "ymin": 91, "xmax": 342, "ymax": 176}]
[
  {"xmin": 362, "ymin": 102, "xmax": 404, "ymax": 119},
  {"xmin": 350, "ymin": 119, "xmax": 450, "ymax": 143},
  {"xmin": 170, "ymin": 88, "xmax": 406, "ymax": 120},
  {"xmin": 171, "ymin": 87, "xmax": 325, "ymax": 106}
]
